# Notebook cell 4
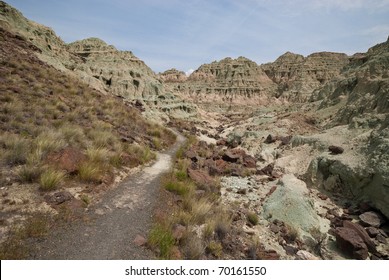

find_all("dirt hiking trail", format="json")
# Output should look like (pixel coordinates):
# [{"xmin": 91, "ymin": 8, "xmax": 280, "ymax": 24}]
[{"xmin": 31, "ymin": 133, "xmax": 185, "ymax": 259}]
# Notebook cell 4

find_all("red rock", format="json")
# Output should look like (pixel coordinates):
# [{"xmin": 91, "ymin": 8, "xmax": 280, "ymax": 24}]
[
  {"xmin": 328, "ymin": 145, "xmax": 344, "ymax": 155},
  {"xmin": 335, "ymin": 227, "xmax": 369, "ymax": 259},
  {"xmin": 257, "ymin": 249, "xmax": 280, "ymax": 260},
  {"xmin": 46, "ymin": 147, "xmax": 86, "ymax": 174},
  {"xmin": 359, "ymin": 211, "xmax": 386, "ymax": 228},
  {"xmin": 318, "ymin": 193, "xmax": 328, "ymax": 200},
  {"xmin": 216, "ymin": 139, "xmax": 227, "ymax": 146},
  {"xmin": 133, "ymin": 235, "xmax": 147, "ymax": 247},
  {"xmin": 222, "ymin": 149, "xmax": 246, "ymax": 163},
  {"xmin": 376, "ymin": 234, "xmax": 387, "ymax": 244},
  {"xmin": 257, "ymin": 163, "xmax": 274, "ymax": 176},
  {"xmin": 243, "ymin": 155, "xmax": 256, "ymax": 168},
  {"xmin": 366, "ymin": 227, "xmax": 380, "ymax": 238},
  {"xmin": 187, "ymin": 168, "xmax": 214, "ymax": 187},
  {"xmin": 343, "ymin": 220, "xmax": 377, "ymax": 253}
]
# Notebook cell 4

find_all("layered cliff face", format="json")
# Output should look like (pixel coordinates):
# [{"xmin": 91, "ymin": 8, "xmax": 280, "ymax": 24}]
[
  {"xmin": 67, "ymin": 38, "xmax": 163, "ymax": 100},
  {"xmin": 163, "ymin": 57, "xmax": 277, "ymax": 108},
  {"xmin": 0, "ymin": 1, "xmax": 196, "ymax": 121},
  {"xmin": 262, "ymin": 51, "xmax": 350, "ymax": 102},
  {"xmin": 0, "ymin": 1, "xmax": 82, "ymax": 71},
  {"xmin": 159, "ymin": 68, "xmax": 188, "ymax": 83},
  {"xmin": 316, "ymin": 37, "xmax": 389, "ymax": 127}
]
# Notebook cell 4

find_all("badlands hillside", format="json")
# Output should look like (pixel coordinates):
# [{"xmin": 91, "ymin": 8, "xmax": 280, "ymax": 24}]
[{"xmin": 0, "ymin": 1, "xmax": 388, "ymax": 260}]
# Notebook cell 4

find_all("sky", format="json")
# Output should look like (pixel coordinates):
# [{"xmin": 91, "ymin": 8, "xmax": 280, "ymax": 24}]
[{"xmin": 6, "ymin": 0, "xmax": 389, "ymax": 74}]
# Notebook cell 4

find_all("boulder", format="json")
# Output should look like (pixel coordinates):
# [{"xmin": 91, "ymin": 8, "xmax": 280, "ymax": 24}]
[
  {"xmin": 45, "ymin": 147, "xmax": 86, "ymax": 174},
  {"xmin": 45, "ymin": 191, "xmax": 73, "ymax": 205},
  {"xmin": 262, "ymin": 174, "xmax": 321, "ymax": 235},
  {"xmin": 264, "ymin": 134, "xmax": 277, "ymax": 144},
  {"xmin": 187, "ymin": 168, "xmax": 214, "ymax": 187},
  {"xmin": 328, "ymin": 145, "xmax": 344, "ymax": 155},
  {"xmin": 366, "ymin": 227, "xmax": 380, "ymax": 238},
  {"xmin": 335, "ymin": 227, "xmax": 369, "ymax": 260},
  {"xmin": 257, "ymin": 163, "xmax": 274, "ymax": 176},
  {"xmin": 216, "ymin": 139, "xmax": 227, "ymax": 146},
  {"xmin": 295, "ymin": 250, "xmax": 320, "ymax": 260},
  {"xmin": 343, "ymin": 220, "xmax": 377, "ymax": 253},
  {"xmin": 222, "ymin": 149, "xmax": 246, "ymax": 163},
  {"xmin": 243, "ymin": 155, "xmax": 256, "ymax": 168},
  {"xmin": 359, "ymin": 211, "xmax": 386, "ymax": 228}
]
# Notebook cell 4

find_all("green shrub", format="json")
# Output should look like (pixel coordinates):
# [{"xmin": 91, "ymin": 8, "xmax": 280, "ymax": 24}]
[
  {"xmin": 148, "ymin": 224, "xmax": 175, "ymax": 259},
  {"xmin": 247, "ymin": 212, "xmax": 259, "ymax": 225},
  {"xmin": 175, "ymin": 170, "xmax": 187, "ymax": 181},
  {"xmin": 164, "ymin": 180, "xmax": 189, "ymax": 196}
]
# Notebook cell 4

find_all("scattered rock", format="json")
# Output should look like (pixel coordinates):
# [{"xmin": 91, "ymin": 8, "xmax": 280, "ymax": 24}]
[
  {"xmin": 172, "ymin": 224, "xmax": 186, "ymax": 241},
  {"xmin": 133, "ymin": 235, "xmax": 147, "ymax": 247},
  {"xmin": 237, "ymin": 188, "xmax": 247, "ymax": 195},
  {"xmin": 366, "ymin": 227, "xmax": 380, "ymax": 238},
  {"xmin": 284, "ymin": 245, "xmax": 298, "ymax": 255},
  {"xmin": 187, "ymin": 168, "xmax": 214, "ymax": 188},
  {"xmin": 343, "ymin": 220, "xmax": 377, "ymax": 253},
  {"xmin": 257, "ymin": 248, "xmax": 280, "ymax": 260},
  {"xmin": 376, "ymin": 234, "xmax": 387, "ymax": 244},
  {"xmin": 264, "ymin": 134, "xmax": 277, "ymax": 144},
  {"xmin": 45, "ymin": 191, "xmax": 73, "ymax": 205},
  {"xmin": 328, "ymin": 145, "xmax": 344, "ymax": 155},
  {"xmin": 216, "ymin": 139, "xmax": 227, "ymax": 146},
  {"xmin": 295, "ymin": 250, "xmax": 320, "ymax": 260},
  {"xmin": 270, "ymin": 223, "xmax": 280, "ymax": 234},
  {"xmin": 318, "ymin": 193, "xmax": 328, "ymax": 200},
  {"xmin": 359, "ymin": 211, "xmax": 386, "ymax": 228},
  {"xmin": 222, "ymin": 149, "xmax": 245, "ymax": 163},
  {"xmin": 242, "ymin": 155, "xmax": 256, "ymax": 168},
  {"xmin": 279, "ymin": 135, "xmax": 293, "ymax": 146},
  {"xmin": 257, "ymin": 163, "xmax": 274, "ymax": 176},
  {"xmin": 335, "ymin": 227, "xmax": 369, "ymax": 260}
]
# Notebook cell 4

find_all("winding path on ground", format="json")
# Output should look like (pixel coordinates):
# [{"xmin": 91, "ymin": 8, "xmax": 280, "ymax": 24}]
[{"xmin": 32, "ymin": 132, "xmax": 185, "ymax": 260}]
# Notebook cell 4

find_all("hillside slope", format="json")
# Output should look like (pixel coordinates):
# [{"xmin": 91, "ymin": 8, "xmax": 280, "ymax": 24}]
[{"xmin": 0, "ymin": 26, "xmax": 176, "ymax": 258}]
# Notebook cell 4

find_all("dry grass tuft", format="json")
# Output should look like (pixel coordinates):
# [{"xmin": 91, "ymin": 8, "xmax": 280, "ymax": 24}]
[{"xmin": 39, "ymin": 168, "xmax": 66, "ymax": 191}]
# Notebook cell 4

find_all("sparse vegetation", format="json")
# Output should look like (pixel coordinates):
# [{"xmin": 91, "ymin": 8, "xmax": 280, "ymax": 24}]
[
  {"xmin": 247, "ymin": 212, "xmax": 259, "ymax": 226},
  {"xmin": 0, "ymin": 26, "xmax": 178, "ymax": 257},
  {"xmin": 39, "ymin": 168, "xmax": 66, "ymax": 191},
  {"xmin": 148, "ymin": 224, "xmax": 175, "ymax": 259},
  {"xmin": 150, "ymin": 134, "xmax": 231, "ymax": 260}
]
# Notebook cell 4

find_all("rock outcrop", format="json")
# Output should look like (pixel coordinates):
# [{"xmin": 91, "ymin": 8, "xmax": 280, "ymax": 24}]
[
  {"xmin": 262, "ymin": 51, "xmax": 349, "ymax": 102},
  {"xmin": 262, "ymin": 174, "xmax": 322, "ymax": 236},
  {"xmin": 165, "ymin": 57, "xmax": 277, "ymax": 108},
  {"xmin": 0, "ymin": 1, "xmax": 197, "ymax": 121},
  {"xmin": 159, "ymin": 69, "xmax": 188, "ymax": 83}
]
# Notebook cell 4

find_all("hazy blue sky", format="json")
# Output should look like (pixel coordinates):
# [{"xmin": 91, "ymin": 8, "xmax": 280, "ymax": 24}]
[{"xmin": 6, "ymin": 0, "xmax": 389, "ymax": 74}]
